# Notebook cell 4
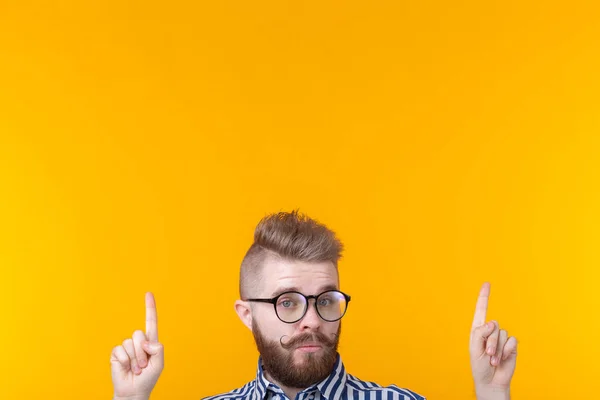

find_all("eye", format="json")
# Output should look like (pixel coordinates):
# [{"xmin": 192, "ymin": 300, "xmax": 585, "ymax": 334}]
[
  {"xmin": 279, "ymin": 299, "xmax": 296, "ymax": 308},
  {"xmin": 318, "ymin": 297, "xmax": 332, "ymax": 306}
]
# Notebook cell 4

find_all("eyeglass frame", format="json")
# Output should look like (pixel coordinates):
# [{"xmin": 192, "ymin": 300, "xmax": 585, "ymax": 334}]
[{"xmin": 244, "ymin": 290, "xmax": 352, "ymax": 324}]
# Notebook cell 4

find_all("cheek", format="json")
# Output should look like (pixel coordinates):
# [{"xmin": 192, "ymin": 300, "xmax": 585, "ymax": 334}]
[
  {"xmin": 323, "ymin": 322, "xmax": 340, "ymax": 337},
  {"xmin": 255, "ymin": 309, "xmax": 296, "ymax": 339}
]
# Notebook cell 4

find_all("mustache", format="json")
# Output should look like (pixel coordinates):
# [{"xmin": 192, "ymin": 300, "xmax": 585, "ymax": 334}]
[{"xmin": 279, "ymin": 331, "xmax": 338, "ymax": 350}]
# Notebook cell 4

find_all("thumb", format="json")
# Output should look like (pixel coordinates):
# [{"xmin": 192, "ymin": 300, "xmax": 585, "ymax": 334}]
[
  {"xmin": 142, "ymin": 341, "xmax": 164, "ymax": 356},
  {"xmin": 470, "ymin": 321, "xmax": 495, "ymax": 353}
]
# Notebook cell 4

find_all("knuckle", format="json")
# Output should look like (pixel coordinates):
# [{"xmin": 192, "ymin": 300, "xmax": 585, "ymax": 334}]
[
  {"xmin": 133, "ymin": 335, "xmax": 147, "ymax": 347},
  {"xmin": 472, "ymin": 325, "xmax": 488, "ymax": 340},
  {"xmin": 138, "ymin": 350, "xmax": 148, "ymax": 361},
  {"xmin": 111, "ymin": 346, "xmax": 124, "ymax": 361},
  {"xmin": 473, "ymin": 324, "xmax": 486, "ymax": 334}
]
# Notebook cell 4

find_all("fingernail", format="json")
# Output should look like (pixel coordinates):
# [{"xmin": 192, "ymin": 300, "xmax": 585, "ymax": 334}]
[
  {"xmin": 487, "ymin": 346, "xmax": 495, "ymax": 355},
  {"xmin": 134, "ymin": 365, "xmax": 141, "ymax": 374},
  {"xmin": 491, "ymin": 356, "xmax": 498, "ymax": 365}
]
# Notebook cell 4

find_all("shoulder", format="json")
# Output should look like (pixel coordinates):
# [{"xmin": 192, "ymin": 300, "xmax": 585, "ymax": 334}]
[
  {"xmin": 201, "ymin": 380, "xmax": 256, "ymax": 400},
  {"xmin": 345, "ymin": 374, "xmax": 426, "ymax": 400}
]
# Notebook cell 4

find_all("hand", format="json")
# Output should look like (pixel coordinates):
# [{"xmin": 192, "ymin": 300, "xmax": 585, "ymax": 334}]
[
  {"xmin": 110, "ymin": 292, "xmax": 164, "ymax": 400},
  {"xmin": 469, "ymin": 283, "xmax": 518, "ymax": 399}
]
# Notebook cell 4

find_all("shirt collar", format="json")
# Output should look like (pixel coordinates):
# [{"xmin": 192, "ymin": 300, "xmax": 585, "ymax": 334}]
[{"xmin": 254, "ymin": 353, "xmax": 347, "ymax": 400}]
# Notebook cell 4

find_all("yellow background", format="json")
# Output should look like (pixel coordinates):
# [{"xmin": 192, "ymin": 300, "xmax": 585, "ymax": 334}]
[{"xmin": 1, "ymin": 1, "xmax": 599, "ymax": 399}]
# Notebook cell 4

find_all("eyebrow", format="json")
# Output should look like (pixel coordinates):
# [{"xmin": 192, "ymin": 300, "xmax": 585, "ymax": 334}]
[{"xmin": 271, "ymin": 284, "xmax": 339, "ymax": 297}]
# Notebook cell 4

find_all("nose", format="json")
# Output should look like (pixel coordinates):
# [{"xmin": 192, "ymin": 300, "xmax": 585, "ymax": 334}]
[{"xmin": 300, "ymin": 299, "xmax": 321, "ymax": 330}]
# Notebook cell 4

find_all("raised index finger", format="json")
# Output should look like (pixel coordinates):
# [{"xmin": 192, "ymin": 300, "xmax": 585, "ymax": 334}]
[
  {"xmin": 145, "ymin": 292, "xmax": 158, "ymax": 343},
  {"xmin": 471, "ymin": 282, "xmax": 490, "ymax": 330}
]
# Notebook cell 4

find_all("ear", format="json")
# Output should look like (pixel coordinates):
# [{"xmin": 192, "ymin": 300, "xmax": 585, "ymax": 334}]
[{"xmin": 234, "ymin": 299, "xmax": 253, "ymax": 331}]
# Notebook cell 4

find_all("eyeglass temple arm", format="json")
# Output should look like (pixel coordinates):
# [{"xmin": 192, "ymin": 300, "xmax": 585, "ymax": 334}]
[{"xmin": 244, "ymin": 298, "xmax": 277, "ymax": 304}]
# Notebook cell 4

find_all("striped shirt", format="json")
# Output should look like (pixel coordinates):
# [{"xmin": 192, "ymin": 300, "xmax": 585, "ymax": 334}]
[{"xmin": 202, "ymin": 354, "xmax": 425, "ymax": 400}]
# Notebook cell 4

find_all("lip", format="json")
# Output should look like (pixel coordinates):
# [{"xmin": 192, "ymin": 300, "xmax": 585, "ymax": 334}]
[{"xmin": 296, "ymin": 343, "xmax": 323, "ymax": 352}]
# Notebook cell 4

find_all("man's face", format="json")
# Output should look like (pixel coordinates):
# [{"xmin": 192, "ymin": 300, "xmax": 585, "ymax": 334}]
[{"xmin": 250, "ymin": 258, "xmax": 342, "ymax": 388}]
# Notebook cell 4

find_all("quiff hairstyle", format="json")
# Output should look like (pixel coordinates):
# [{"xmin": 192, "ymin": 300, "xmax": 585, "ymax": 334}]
[{"xmin": 239, "ymin": 210, "xmax": 344, "ymax": 299}]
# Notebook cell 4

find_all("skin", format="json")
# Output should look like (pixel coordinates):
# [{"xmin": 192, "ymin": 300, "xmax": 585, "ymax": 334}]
[
  {"xmin": 469, "ymin": 282, "xmax": 518, "ymax": 400},
  {"xmin": 110, "ymin": 278, "xmax": 517, "ymax": 400},
  {"xmin": 110, "ymin": 292, "xmax": 163, "ymax": 400},
  {"xmin": 234, "ymin": 258, "xmax": 341, "ymax": 400}
]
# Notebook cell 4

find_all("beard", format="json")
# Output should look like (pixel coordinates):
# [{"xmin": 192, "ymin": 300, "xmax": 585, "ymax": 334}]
[{"xmin": 252, "ymin": 320, "xmax": 341, "ymax": 389}]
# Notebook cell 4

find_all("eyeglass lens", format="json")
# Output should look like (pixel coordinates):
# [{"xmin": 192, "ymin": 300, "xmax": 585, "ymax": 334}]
[{"xmin": 275, "ymin": 290, "xmax": 347, "ymax": 322}]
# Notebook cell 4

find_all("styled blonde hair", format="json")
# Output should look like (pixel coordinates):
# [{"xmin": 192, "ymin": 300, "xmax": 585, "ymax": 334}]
[{"xmin": 239, "ymin": 210, "xmax": 344, "ymax": 298}]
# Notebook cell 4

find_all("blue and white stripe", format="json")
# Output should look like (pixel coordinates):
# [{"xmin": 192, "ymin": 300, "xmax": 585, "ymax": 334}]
[{"xmin": 202, "ymin": 354, "xmax": 425, "ymax": 400}]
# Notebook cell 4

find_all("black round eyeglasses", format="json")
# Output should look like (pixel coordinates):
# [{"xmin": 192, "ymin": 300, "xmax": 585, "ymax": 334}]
[{"xmin": 245, "ymin": 290, "xmax": 351, "ymax": 324}]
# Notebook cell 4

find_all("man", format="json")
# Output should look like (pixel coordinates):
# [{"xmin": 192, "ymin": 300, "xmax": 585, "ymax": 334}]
[{"xmin": 111, "ymin": 211, "xmax": 518, "ymax": 400}]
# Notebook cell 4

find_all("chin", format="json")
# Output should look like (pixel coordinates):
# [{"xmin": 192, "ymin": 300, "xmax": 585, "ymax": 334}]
[{"xmin": 293, "ymin": 350, "xmax": 321, "ymax": 362}]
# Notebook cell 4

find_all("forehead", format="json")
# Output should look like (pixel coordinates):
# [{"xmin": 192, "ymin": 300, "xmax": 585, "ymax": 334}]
[{"xmin": 259, "ymin": 257, "xmax": 339, "ymax": 296}]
